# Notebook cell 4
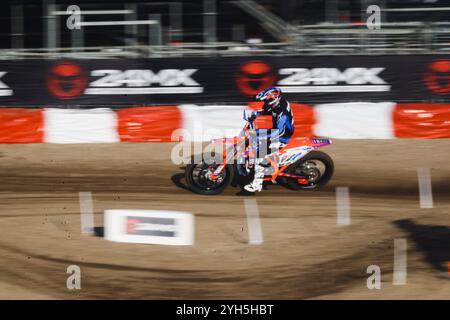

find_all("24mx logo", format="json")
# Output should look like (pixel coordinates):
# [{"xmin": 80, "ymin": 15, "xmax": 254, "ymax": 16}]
[
  {"xmin": 277, "ymin": 67, "xmax": 390, "ymax": 93},
  {"xmin": 85, "ymin": 69, "xmax": 203, "ymax": 95}
]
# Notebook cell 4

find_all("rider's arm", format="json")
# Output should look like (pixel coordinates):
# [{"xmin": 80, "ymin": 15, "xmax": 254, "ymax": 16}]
[
  {"xmin": 248, "ymin": 110, "xmax": 262, "ymax": 121},
  {"xmin": 260, "ymin": 104, "xmax": 272, "ymax": 115},
  {"xmin": 249, "ymin": 104, "xmax": 271, "ymax": 120}
]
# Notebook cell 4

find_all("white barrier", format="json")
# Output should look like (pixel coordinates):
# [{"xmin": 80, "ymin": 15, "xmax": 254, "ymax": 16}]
[
  {"xmin": 314, "ymin": 102, "xmax": 396, "ymax": 139},
  {"xmin": 43, "ymin": 108, "xmax": 120, "ymax": 143},
  {"xmin": 104, "ymin": 209, "xmax": 194, "ymax": 245},
  {"xmin": 178, "ymin": 104, "xmax": 246, "ymax": 141}
]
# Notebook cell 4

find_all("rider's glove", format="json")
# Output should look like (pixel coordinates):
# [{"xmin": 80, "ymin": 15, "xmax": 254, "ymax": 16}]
[{"xmin": 247, "ymin": 111, "xmax": 258, "ymax": 122}]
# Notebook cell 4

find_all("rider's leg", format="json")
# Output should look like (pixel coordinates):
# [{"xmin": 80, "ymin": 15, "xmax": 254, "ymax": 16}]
[
  {"xmin": 243, "ymin": 131, "xmax": 291, "ymax": 192},
  {"xmin": 244, "ymin": 129, "xmax": 271, "ymax": 192},
  {"xmin": 243, "ymin": 158, "xmax": 265, "ymax": 192},
  {"xmin": 260, "ymin": 137, "xmax": 289, "ymax": 180}
]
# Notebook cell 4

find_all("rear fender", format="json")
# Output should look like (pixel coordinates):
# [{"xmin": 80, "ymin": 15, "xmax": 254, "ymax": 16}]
[
  {"xmin": 278, "ymin": 146, "xmax": 313, "ymax": 166},
  {"xmin": 309, "ymin": 138, "xmax": 332, "ymax": 149}
]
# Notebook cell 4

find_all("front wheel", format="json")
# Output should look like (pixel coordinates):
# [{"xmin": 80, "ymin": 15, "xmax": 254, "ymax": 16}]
[
  {"xmin": 283, "ymin": 150, "xmax": 334, "ymax": 191},
  {"xmin": 185, "ymin": 161, "xmax": 234, "ymax": 195}
]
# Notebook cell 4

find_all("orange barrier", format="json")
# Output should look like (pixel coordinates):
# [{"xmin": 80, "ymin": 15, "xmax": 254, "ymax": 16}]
[
  {"xmin": 393, "ymin": 103, "xmax": 450, "ymax": 138},
  {"xmin": 117, "ymin": 106, "xmax": 182, "ymax": 142},
  {"xmin": 0, "ymin": 108, "xmax": 43, "ymax": 143},
  {"xmin": 248, "ymin": 102, "xmax": 315, "ymax": 137},
  {"xmin": 1, "ymin": 103, "xmax": 450, "ymax": 144}
]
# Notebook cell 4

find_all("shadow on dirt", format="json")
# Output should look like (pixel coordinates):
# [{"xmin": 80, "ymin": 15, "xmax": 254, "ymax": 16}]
[
  {"xmin": 94, "ymin": 227, "xmax": 104, "ymax": 237},
  {"xmin": 171, "ymin": 172, "xmax": 190, "ymax": 191},
  {"xmin": 394, "ymin": 219, "xmax": 450, "ymax": 275},
  {"xmin": 170, "ymin": 165, "xmax": 327, "ymax": 196},
  {"xmin": 171, "ymin": 167, "xmax": 260, "ymax": 196}
]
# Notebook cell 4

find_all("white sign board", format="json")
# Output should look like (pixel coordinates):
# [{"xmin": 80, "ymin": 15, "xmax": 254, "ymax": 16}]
[{"xmin": 104, "ymin": 209, "xmax": 194, "ymax": 245}]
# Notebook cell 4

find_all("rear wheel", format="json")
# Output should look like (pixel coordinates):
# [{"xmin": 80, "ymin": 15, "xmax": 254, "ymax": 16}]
[
  {"xmin": 283, "ymin": 151, "xmax": 334, "ymax": 191},
  {"xmin": 185, "ymin": 161, "xmax": 234, "ymax": 195}
]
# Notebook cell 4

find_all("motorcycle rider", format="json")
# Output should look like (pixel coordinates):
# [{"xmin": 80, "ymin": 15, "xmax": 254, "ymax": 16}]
[{"xmin": 244, "ymin": 86, "xmax": 295, "ymax": 192}]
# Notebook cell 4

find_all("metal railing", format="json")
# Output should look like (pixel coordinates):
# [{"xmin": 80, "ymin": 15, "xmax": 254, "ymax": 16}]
[
  {"xmin": 0, "ymin": 42, "xmax": 293, "ymax": 59},
  {"xmin": 1, "ymin": 22, "xmax": 449, "ymax": 59},
  {"xmin": 292, "ymin": 22, "xmax": 450, "ymax": 54}
]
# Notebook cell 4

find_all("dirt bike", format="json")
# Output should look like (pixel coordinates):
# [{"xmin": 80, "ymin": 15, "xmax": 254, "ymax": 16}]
[{"xmin": 185, "ymin": 109, "xmax": 334, "ymax": 195}]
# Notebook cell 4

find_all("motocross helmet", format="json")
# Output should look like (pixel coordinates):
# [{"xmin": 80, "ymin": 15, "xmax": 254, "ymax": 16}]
[{"xmin": 256, "ymin": 86, "xmax": 282, "ymax": 109}]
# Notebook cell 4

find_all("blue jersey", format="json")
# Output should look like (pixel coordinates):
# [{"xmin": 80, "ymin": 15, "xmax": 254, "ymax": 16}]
[{"xmin": 257, "ymin": 97, "xmax": 294, "ymax": 144}]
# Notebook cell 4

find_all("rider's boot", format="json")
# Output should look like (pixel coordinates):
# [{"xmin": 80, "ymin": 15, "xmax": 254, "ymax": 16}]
[{"xmin": 244, "ymin": 160, "xmax": 265, "ymax": 192}]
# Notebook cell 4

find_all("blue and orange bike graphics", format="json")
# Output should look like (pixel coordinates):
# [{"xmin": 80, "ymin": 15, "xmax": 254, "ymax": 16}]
[{"xmin": 184, "ymin": 109, "xmax": 334, "ymax": 195}]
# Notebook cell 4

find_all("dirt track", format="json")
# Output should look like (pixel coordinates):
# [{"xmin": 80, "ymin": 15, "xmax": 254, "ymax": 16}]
[{"xmin": 0, "ymin": 140, "xmax": 448, "ymax": 299}]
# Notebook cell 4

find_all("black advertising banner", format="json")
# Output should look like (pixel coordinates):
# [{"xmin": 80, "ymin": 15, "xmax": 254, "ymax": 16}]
[{"xmin": 0, "ymin": 55, "xmax": 449, "ymax": 107}]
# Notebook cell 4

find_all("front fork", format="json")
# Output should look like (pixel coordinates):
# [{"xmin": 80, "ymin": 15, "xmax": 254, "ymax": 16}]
[{"xmin": 209, "ymin": 143, "xmax": 237, "ymax": 180}]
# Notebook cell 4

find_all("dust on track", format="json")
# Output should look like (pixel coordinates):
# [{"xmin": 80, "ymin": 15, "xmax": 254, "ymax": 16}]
[{"xmin": 0, "ymin": 140, "xmax": 448, "ymax": 299}]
